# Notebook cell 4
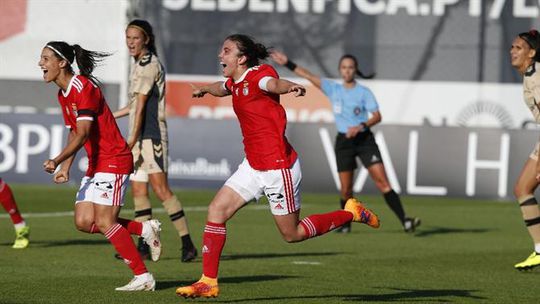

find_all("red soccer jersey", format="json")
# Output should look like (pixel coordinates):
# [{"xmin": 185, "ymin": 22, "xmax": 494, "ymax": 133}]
[
  {"xmin": 224, "ymin": 64, "xmax": 297, "ymax": 170},
  {"xmin": 58, "ymin": 75, "xmax": 133, "ymax": 176}
]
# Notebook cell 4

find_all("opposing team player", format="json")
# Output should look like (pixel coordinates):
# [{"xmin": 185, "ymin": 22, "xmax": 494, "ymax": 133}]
[
  {"xmin": 175, "ymin": 34, "xmax": 380, "ymax": 299},
  {"xmin": 114, "ymin": 19, "xmax": 197, "ymax": 262},
  {"xmin": 39, "ymin": 41, "xmax": 161, "ymax": 291},
  {"xmin": 0, "ymin": 178, "xmax": 30, "ymax": 249},
  {"xmin": 510, "ymin": 29, "xmax": 540, "ymax": 271},
  {"xmin": 271, "ymin": 51, "xmax": 420, "ymax": 233}
]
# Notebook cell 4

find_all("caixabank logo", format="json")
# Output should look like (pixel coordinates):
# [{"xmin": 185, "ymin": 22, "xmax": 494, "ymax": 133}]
[{"xmin": 0, "ymin": 0, "xmax": 27, "ymax": 41}]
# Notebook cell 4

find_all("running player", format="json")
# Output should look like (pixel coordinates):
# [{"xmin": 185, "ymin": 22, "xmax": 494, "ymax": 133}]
[
  {"xmin": 39, "ymin": 41, "xmax": 161, "ymax": 291},
  {"xmin": 0, "ymin": 178, "xmax": 30, "ymax": 249},
  {"xmin": 271, "ymin": 51, "xmax": 420, "ymax": 233},
  {"xmin": 510, "ymin": 29, "xmax": 540, "ymax": 271},
  {"xmin": 175, "ymin": 34, "xmax": 380, "ymax": 299},
  {"xmin": 114, "ymin": 19, "xmax": 197, "ymax": 262}
]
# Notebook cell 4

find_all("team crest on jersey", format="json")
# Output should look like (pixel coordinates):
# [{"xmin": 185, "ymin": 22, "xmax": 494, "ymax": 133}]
[
  {"xmin": 71, "ymin": 103, "xmax": 78, "ymax": 116},
  {"xmin": 354, "ymin": 107, "xmax": 361, "ymax": 115},
  {"xmin": 242, "ymin": 82, "xmax": 249, "ymax": 96}
]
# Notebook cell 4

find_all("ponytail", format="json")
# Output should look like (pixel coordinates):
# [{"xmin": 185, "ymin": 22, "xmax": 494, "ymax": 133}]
[
  {"xmin": 339, "ymin": 54, "xmax": 375, "ymax": 79},
  {"xmin": 226, "ymin": 34, "xmax": 270, "ymax": 67},
  {"xmin": 45, "ymin": 41, "xmax": 111, "ymax": 85}
]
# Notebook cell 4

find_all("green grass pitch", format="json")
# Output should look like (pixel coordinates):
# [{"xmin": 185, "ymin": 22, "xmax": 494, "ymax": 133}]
[{"xmin": 1, "ymin": 185, "xmax": 540, "ymax": 303}]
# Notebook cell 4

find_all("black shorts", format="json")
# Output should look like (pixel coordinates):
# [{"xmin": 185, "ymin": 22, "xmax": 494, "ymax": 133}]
[{"xmin": 335, "ymin": 130, "xmax": 383, "ymax": 172}]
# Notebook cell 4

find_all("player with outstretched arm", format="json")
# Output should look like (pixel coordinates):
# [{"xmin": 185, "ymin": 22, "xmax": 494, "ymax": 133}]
[
  {"xmin": 39, "ymin": 41, "xmax": 161, "ymax": 291},
  {"xmin": 175, "ymin": 34, "xmax": 380, "ymax": 299}
]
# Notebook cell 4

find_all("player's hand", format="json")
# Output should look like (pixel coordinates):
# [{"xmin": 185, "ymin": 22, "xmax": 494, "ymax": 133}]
[
  {"xmin": 53, "ymin": 170, "xmax": 69, "ymax": 184},
  {"xmin": 43, "ymin": 159, "xmax": 58, "ymax": 174},
  {"xmin": 269, "ymin": 50, "xmax": 288, "ymax": 65},
  {"xmin": 190, "ymin": 83, "xmax": 207, "ymax": 98},
  {"xmin": 346, "ymin": 125, "xmax": 362, "ymax": 139},
  {"xmin": 289, "ymin": 85, "xmax": 306, "ymax": 97}
]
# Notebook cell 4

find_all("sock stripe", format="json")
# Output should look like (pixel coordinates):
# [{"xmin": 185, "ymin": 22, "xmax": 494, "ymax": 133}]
[
  {"xmin": 135, "ymin": 208, "xmax": 152, "ymax": 217},
  {"xmin": 169, "ymin": 210, "xmax": 185, "ymax": 221},
  {"xmin": 520, "ymin": 198, "xmax": 538, "ymax": 206},
  {"xmin": 104, "ymin": 224, "xmax": 122, "ymax": 239},
  {"xmin": 301, "ymin": 218, "xmax": 316, "ymax": 237},
  {"xmin": 205, "ymin": 226, "xmax": 226, "ymax": 235},
  {"xmin": 525, "ymin": 216, "xmax": 540, "ymax": 227}
]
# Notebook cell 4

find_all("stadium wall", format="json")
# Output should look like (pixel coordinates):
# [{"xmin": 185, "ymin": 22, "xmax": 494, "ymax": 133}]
[{"xmin": 0, "ymin": 112, "xmax": 533, "ymax": 200}]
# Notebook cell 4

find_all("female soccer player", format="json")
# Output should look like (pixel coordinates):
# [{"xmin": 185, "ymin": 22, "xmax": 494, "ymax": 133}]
[
  {"xmin": 271, "ymin": 51, "xmax": 420, "ymax": 233},
  {"xmin": 0, "ymin": 178, "xmax": 30, "ymax": 249},
  {"xmin": 510, "ymin": 29, "xmax": 540, "ymax": 271},
  {"xmin": 175, "ymin": 34, "xmax": 379, "ymax": 299},
  {"xmin": 39, "ymin": 41, "xmax": 161, "ymax": 291},
  {"xmin": 114, "ymin": 19, "xmax": 197, "ymax": 262}
]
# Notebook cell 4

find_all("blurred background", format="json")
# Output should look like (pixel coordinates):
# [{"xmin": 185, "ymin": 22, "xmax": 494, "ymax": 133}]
[{"xmin": 1, "ymin": 0, "xmax": 540, "ymax": 199}]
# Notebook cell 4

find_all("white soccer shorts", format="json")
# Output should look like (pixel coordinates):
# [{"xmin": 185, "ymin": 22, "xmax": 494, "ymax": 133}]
[
  {"xmin": 224, "ymin": 158, "xmax": 302, "ymax": 216},
  {"xmin": 75, "ymin": 172, "xmax": 129, "ymax": 206}
]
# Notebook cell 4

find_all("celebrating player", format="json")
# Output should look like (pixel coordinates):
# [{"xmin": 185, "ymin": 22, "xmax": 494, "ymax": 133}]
[
  {"xmin": 271, "ymin": 51, "xmax": 420, "ymax": 233},
  {"xmin": 114, "ymin": 19, "xmax": 197, "ymax": 262},
  {"xmin": 39, "ymin": 41, "xmax": 161, "ymax": 291},
  {"xmin": 510, "ymin": 29, "xmax": 540, "ymax": 270},
  {"xmin": 175, "ymin": 34, "xmax": 380, "ymax": 299},
  {"xmin": 0, "ymin": 178, "xmax": 30, "ymax": 249}
]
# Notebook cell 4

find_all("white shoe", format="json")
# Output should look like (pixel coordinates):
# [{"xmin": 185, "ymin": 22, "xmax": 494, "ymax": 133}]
[
  {"xmin": 115, "ymin": 273, "xmax": 156, "ymax": 291},
  {"xmin": 142, "ymin": 219, "xmax": 162, "ymax": 262}
]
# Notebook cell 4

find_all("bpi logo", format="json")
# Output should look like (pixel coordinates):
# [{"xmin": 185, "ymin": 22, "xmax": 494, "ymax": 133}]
[{"xmin": 0, "ymin": 0, "xmax": 27, "ymax": 41}]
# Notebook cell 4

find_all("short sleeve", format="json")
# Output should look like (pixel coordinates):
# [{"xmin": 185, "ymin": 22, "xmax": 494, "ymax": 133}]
[
  {"xmin": 131, "ymin": 63, "xmax": 157, "ymax": 95},
  {"xmin": 363, "ymin": 87, "xmax": 379, "ymax": 112},
  {"xmin": 321, "ymin": 78, "xmax": 337, "ymax": 97},
  {"xmin": 76, "ymin": 81, "xmax": 101, "ymax": 121},
  {"xmin": 223, "ymin": 78, "xmax": 233, "ymax": 92}
]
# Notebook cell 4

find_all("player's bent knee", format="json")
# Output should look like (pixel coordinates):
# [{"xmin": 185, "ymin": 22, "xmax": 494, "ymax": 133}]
[{"xmin": 74, "ymin": 217, "xmax": 93, "ymax": 233}]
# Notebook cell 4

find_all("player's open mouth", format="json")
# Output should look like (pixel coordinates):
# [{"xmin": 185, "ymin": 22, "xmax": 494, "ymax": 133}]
[
  {"xmin": 42, "ymin": 69, "xmax": 48, "ymax": 77},
  {"xmin": 221, "ymin": 62, "xmax": 227, "ymax": 68}
]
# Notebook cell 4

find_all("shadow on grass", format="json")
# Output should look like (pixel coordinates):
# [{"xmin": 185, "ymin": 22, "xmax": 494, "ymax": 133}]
[
  {"xmin": 221, "ymin": 252, "xmax": 342, "ymax": 260},
  {"xmin": 414, "ymin": 226, "xmax": 493, "ymax": 237},
  {"xmin": 21, "ymin": 239, "xmax": 109, "ymax": 247},
  {"xmin": 157, "ymin": 275, "xmax": 299, "ymax": 291},
  {"xmin": 213, "ymin": 287, "xmax": 485, "ymax": 303}
]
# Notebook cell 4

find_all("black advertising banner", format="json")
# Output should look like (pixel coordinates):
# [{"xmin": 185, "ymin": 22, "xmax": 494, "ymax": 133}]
[{"xmin": 0, "ymin": 113, "xmax": 535, "ymax": 200}]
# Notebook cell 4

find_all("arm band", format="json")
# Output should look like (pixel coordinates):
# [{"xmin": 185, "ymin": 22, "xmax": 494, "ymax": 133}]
[{"xmin": 285, "ymin": 60, "xmax": 297, "ymax": 71}]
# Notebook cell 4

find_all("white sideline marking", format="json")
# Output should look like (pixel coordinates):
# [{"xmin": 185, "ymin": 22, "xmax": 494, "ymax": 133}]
[
  {"xmin": 0, "ymin": 204, "xmax": 305, "ymax": 219},
  {"xmin": 291, "ymin": 261, "xmax": 321, "ymax": 265}
]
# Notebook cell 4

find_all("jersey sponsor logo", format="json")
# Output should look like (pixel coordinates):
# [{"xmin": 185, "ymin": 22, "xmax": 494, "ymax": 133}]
[
  {"xmin": 202, "ymin": 245, "xmax": 209, "ymax": 254},
  {"xmin": 371, "ymin": 155, "xmax": 379, "ymax": 163},
  {"xmin": 101, "ymin": 192, "xmax": 109, "ymax": 199},
  {"xmin": 274, "ymin": 203, "xmax": 284, "ymax": 210}
]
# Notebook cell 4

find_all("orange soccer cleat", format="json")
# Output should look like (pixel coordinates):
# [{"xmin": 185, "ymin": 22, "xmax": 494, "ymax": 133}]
[{"xmin": 345, "ymin": 198, "xmax": 380, "ymax": 228}]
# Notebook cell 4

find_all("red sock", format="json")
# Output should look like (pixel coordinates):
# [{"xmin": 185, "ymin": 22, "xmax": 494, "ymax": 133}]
[
  {"xmin": 104, "ymin": 224, "xmax": 147, "ymax": 275},
  {"xmin": 300, "ymin": 210, "xmax": 353, "ymax": 239},
  {"xmin": 202, "ymin": 222, "xmax": 226, "ymax": 279},
  {"xmin": 117, "ymin": 218, "xmax": 143, "ymax": 236},
  {"xmin": 0, "ymin": 180, "xmax": 24, "ymax": 225}
]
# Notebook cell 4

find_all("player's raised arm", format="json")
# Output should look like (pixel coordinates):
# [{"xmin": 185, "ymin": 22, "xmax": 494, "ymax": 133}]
[
  {"xmin": 270, "ymin": 50, "xmax": 322, "ymax": 89},
  {"xmin": 264, "ymin": 78, "xmax": 305, "ymax": 97},
  {"xmin": 191, "ymin": 82, "xmax": 230, "ymax": 98}
]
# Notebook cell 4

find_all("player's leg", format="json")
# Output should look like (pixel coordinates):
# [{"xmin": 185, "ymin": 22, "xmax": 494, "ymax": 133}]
[
  {"xmin": 269, "ymin": 159, "xmax": 378, "ymax": 242},
  {"xmin": 334, "ymin": 133, "xmax": 357, "ymax": 232},
  {"xmin": 148, "ymin": 171, "xmax": 197, "ymax": 262},
  {"xmin": 176, "ymin": 185, "xmax": 246, "ymax": 298},
  {"xmin": 513, "ymin": 156, "xmax": 540, "ymax": 270},
  {"xmin": 127, "ymin": 178, "xmax": 152, "ymax": 260},
  {"xmin": 365, "ymin": 159, "xmax": 420, "ymax": 232},
  {"xmin": 336, "ymin": 171, "xmax": 354, "ymax": 233},
  {"xmin": 0, "ymin": 179, "xmax": 30, "ymax": 249}
]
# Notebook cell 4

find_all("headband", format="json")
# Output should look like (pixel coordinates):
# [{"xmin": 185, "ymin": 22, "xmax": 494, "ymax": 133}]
[
  {"xmin": 127, "ymin": 24, "xmax": 149, "ymax": 38},
  {"xmin": 45, "ymin": 45, "xmax": 70, "ymax": 62}
]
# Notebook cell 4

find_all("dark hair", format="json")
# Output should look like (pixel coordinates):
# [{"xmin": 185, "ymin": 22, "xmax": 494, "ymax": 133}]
[
  {"xmin": 127, "ymin": 19, "xmax": 157, "ymax": 55},
  {"xmin": 226, "ymin": 34, "xmax": 270, "ymax": 67},
  {"xmin": 518, "ymin": 29, "xmax": 540, "ymax": 62},
  {"xmin": 339, "ymin": 54, "xmax": 375, "ymax": 79},
  {"xmin": 45, "ymin": 41, "xmax": 111, "ymax": 84}
]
